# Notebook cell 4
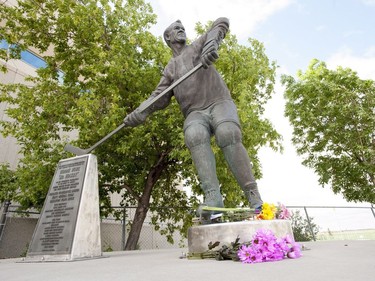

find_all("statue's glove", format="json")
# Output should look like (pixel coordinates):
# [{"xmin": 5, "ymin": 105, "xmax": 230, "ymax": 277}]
[
  {"xmin": 123, "ymin": 108, "xmax": 147, "ymax": 127},
  {"xmin": 201, "ymin": 40, "xmax": 219, "ymax": 69}
]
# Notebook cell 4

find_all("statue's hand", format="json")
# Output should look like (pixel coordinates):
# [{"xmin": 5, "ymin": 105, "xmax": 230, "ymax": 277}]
[
  {"xmin": 123, "ymin": 109, "xmax": 147, "ymax": 127},
  {"xmin": 201, "ymin": 40, "xmax": 219, "ymax": 69}
]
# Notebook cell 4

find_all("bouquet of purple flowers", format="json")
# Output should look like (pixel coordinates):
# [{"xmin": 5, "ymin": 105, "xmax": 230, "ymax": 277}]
[
  {"xmin": 192, "ymin": 228, "xmax": 302, "ymax": 263},
  {"xmin": 237, "ymin": 229, "xmax": 302, "ymax": 263}
]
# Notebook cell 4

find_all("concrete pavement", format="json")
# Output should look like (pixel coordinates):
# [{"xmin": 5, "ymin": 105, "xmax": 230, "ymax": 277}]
[{"xmin": 0, "ymin": 240, "xmax": 374, "ymax": 281}]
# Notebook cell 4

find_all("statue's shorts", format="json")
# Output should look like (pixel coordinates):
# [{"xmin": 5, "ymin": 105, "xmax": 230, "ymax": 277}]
[{"xmin": 183, "ymin": 99, "xmax": 241, "ymax": 134}]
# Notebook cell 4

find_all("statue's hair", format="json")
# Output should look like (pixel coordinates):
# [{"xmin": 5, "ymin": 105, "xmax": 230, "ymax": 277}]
[{"xmin": 163, "ymin": 20, "xmax": 182, "ymax": 47}]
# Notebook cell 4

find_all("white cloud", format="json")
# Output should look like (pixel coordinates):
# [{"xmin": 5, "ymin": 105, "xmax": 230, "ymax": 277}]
[
  {"xmin": 147, "ymin": 0, "xmax": 293, "ymax": 42},
  {"xmin": 342, "ymin": 29, "xmax": 364, "ymax": 38},
  {"xmin": 362, "ymin": 0, "xmax": 375, "ymax": 6},
  {"xmin": 315, "ymin": 25, "xmax": 326, "ymax": 32},
  {"xmin": 327, "ymin": 46, "xmax": 375, "ymax": 80}
]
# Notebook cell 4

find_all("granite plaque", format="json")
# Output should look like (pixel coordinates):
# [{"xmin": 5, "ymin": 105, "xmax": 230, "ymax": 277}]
[{"xmin": 27, "ymin": 156, "xmax": 89, "ymax": 256}]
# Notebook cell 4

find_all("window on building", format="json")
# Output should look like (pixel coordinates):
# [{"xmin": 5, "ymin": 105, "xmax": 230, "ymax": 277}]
[
  {"xmin": 1, "ymin": 39, "xmax": 64, "ymax": 83},
  {"xmin": 1, "ymin": 39, "xmax": 46, "ymax": 68},
  {"xmin": 20, "ymin": 50, "xmax": 47, "ymax": 69},
  {"xmin": 0, "ymin": 39, "xmax": 8, "ymax": 49}
]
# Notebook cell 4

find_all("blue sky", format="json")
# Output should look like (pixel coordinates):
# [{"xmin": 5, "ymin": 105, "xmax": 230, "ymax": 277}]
[
  {"xmin": 252, "ymin": 0, "xmax": 375, "ymax": 77},
  {"xmin": 145, "ymin": 0, "xmax": 375, "ymax": 213}
]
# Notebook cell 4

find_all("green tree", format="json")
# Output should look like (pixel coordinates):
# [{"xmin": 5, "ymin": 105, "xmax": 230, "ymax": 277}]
[
  {"xmin": 282, "ymin": 59, "xmax": 375, "ymax": 204},
  {"xmin": 0, "ymin": 164, "xmax": 17, "ymax": 203},
  {"xmin": 291, "ymin": 210, "xmax": 319, "ymax": 242},
  {"xmin": 0, "ymin": 0, "xmax": 281, "ymax": 250}
]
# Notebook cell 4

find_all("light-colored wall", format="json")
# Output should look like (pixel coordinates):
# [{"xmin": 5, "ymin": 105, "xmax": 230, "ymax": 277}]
[
  {"xmin": 0, "ymin": 0, "xmax": 41, "ymax": 169},
  {"xmin": 1, "ymin": 0, "xmax": 18, "ymax": 7},
  {"xmin": 0, "ymin": 59, "xmax": 37, "ymax": 169},
  {"xmin": 0, "ymin": 0, "xmax": 17, "ymax": 43}
]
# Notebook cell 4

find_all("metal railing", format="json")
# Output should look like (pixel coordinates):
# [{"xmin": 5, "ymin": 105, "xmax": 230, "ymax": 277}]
[{"xmin": 286, "ymin": 205, "xmax": 375, "ymax": 241}]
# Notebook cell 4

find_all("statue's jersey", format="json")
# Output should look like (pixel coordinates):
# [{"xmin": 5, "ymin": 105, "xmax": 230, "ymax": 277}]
[{"xmin": 146, "ymin": 19, "xmax": 232, "ymax": 118}]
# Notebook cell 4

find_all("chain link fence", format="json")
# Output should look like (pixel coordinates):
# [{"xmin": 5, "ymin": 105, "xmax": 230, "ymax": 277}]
[
  {"xmin": 1, "ymin": 203, "xmax": 374, "ymax": 258},
  {"xmin": 0, "ymin": 204, "xmax": 40, "ymax": 258},
  {"xmin": 101, "ymin": 207, "xmax": 187, "ymax": 252}
]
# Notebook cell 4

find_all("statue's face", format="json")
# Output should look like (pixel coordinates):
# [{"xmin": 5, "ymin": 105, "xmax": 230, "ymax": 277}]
[{"xmin": 168, "ymin": 22, "xmax": 186, "ymax": 45}]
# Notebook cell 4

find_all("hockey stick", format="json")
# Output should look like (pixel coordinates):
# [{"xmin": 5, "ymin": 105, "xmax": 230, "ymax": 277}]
[{"xmin": 64, "ymin": 62, "xmax": 203, "ymax": 155}]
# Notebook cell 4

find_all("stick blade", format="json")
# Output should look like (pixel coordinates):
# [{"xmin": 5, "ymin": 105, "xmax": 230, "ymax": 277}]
[{"xmin": 64, "ymin": 143, "xmax": 88, "ymax": 156}]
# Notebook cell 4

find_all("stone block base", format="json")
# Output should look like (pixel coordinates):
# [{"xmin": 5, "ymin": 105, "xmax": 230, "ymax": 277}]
[{"xmin": 188, "ymin": 220, "xmax": 293, "ymax": 253}]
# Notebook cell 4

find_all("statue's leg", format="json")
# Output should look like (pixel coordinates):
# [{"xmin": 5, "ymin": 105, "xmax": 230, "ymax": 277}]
[
  {"xmin": 184, "ymin": 122, "xmax": 224, "ymax": 209},
  {"xmin": 215, "ymin": 121, "xmax": 263, "ymax": 210}
]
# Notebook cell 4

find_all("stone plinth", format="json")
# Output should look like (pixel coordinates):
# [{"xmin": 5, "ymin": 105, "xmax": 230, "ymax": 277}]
[
  {"xmin": 25, "ymin": 154, "xmax": 101, "ymax": 262},
  {"xmin": 188, "ymin": 220, "xmax": 293, "ymax": 253}
]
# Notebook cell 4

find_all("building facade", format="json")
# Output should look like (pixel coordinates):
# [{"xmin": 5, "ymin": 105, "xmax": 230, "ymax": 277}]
[{"xmin": 0, "ymin": 0, "xmax": 58, "ymax": 169}]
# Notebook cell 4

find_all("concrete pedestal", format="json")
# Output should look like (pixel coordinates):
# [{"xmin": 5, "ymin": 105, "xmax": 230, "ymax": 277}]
[
  {"xmin": 188, "ymin": 220, "xmax": 293, "ymax": 253},
  {"xmin": 25, "ymin": 154, "xmax": 101, "ymax": 262}
]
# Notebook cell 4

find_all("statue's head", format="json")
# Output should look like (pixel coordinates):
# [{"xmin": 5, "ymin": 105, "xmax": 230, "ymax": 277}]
[{"xmin": 163, "ymin": 20, "xmax": 186, "ymax": 48}]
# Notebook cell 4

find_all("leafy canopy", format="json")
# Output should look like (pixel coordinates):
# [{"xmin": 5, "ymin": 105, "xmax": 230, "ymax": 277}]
[
  {"xmin": 282, "ymin": 59, "xmax": 375, "ymax": 204},
  {"xmin": 0, "ymin": 164, "xmax": 16, "ymax": 203}
]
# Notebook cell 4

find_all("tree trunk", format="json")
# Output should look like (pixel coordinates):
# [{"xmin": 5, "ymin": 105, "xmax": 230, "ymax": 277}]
[
  {"xmin": 124, "ymin": 202, "xmax": 149, "ymax": 250},
  {"xmin": 125, "ymin": 179, "xmax": 153, "ymax": 250},
  {"xmin": 124, "ymin": 152, "xmax": 169, "ymax": 250}
]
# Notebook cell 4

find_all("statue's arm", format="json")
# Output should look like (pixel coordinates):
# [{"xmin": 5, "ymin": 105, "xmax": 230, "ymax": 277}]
[
  {"xmin": 124, "ymin": 64, "xmax": 174, "ymax": 127},
  {"xmin": 201, "ymin": 17, "xmax": 230, "ymax": 68}
]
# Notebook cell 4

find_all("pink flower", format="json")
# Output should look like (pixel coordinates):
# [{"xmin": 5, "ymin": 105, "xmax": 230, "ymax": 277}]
[
  {"xmin": 253, "ymin": 229, "xmax": 275, "ymax": 244},
  {"xmin": 277, "ymin": 203, "xmax": 292, "ymax": 219},
  {"xmin": 238, "ymin": 245, "xmax": 262, "ymax": 263},
  {"xmin": 287, "ymin": 243, "xmax": 302, "ymax": 259},
  {"xmin": 275, "ymin": 238, "xmax": 289, "ymax": 254},
  {"xmin": 237, "ymin": 229, "xmax": 302, "ymax": 264},
  {"xmin": 283, "ymin": 234, "xmax": 294, "ymax": 243}
]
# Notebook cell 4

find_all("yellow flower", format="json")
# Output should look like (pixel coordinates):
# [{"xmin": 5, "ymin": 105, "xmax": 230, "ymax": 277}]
[{"xmin": 259, "ymin": 203, "xmax": 277, "ymax": 220}]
